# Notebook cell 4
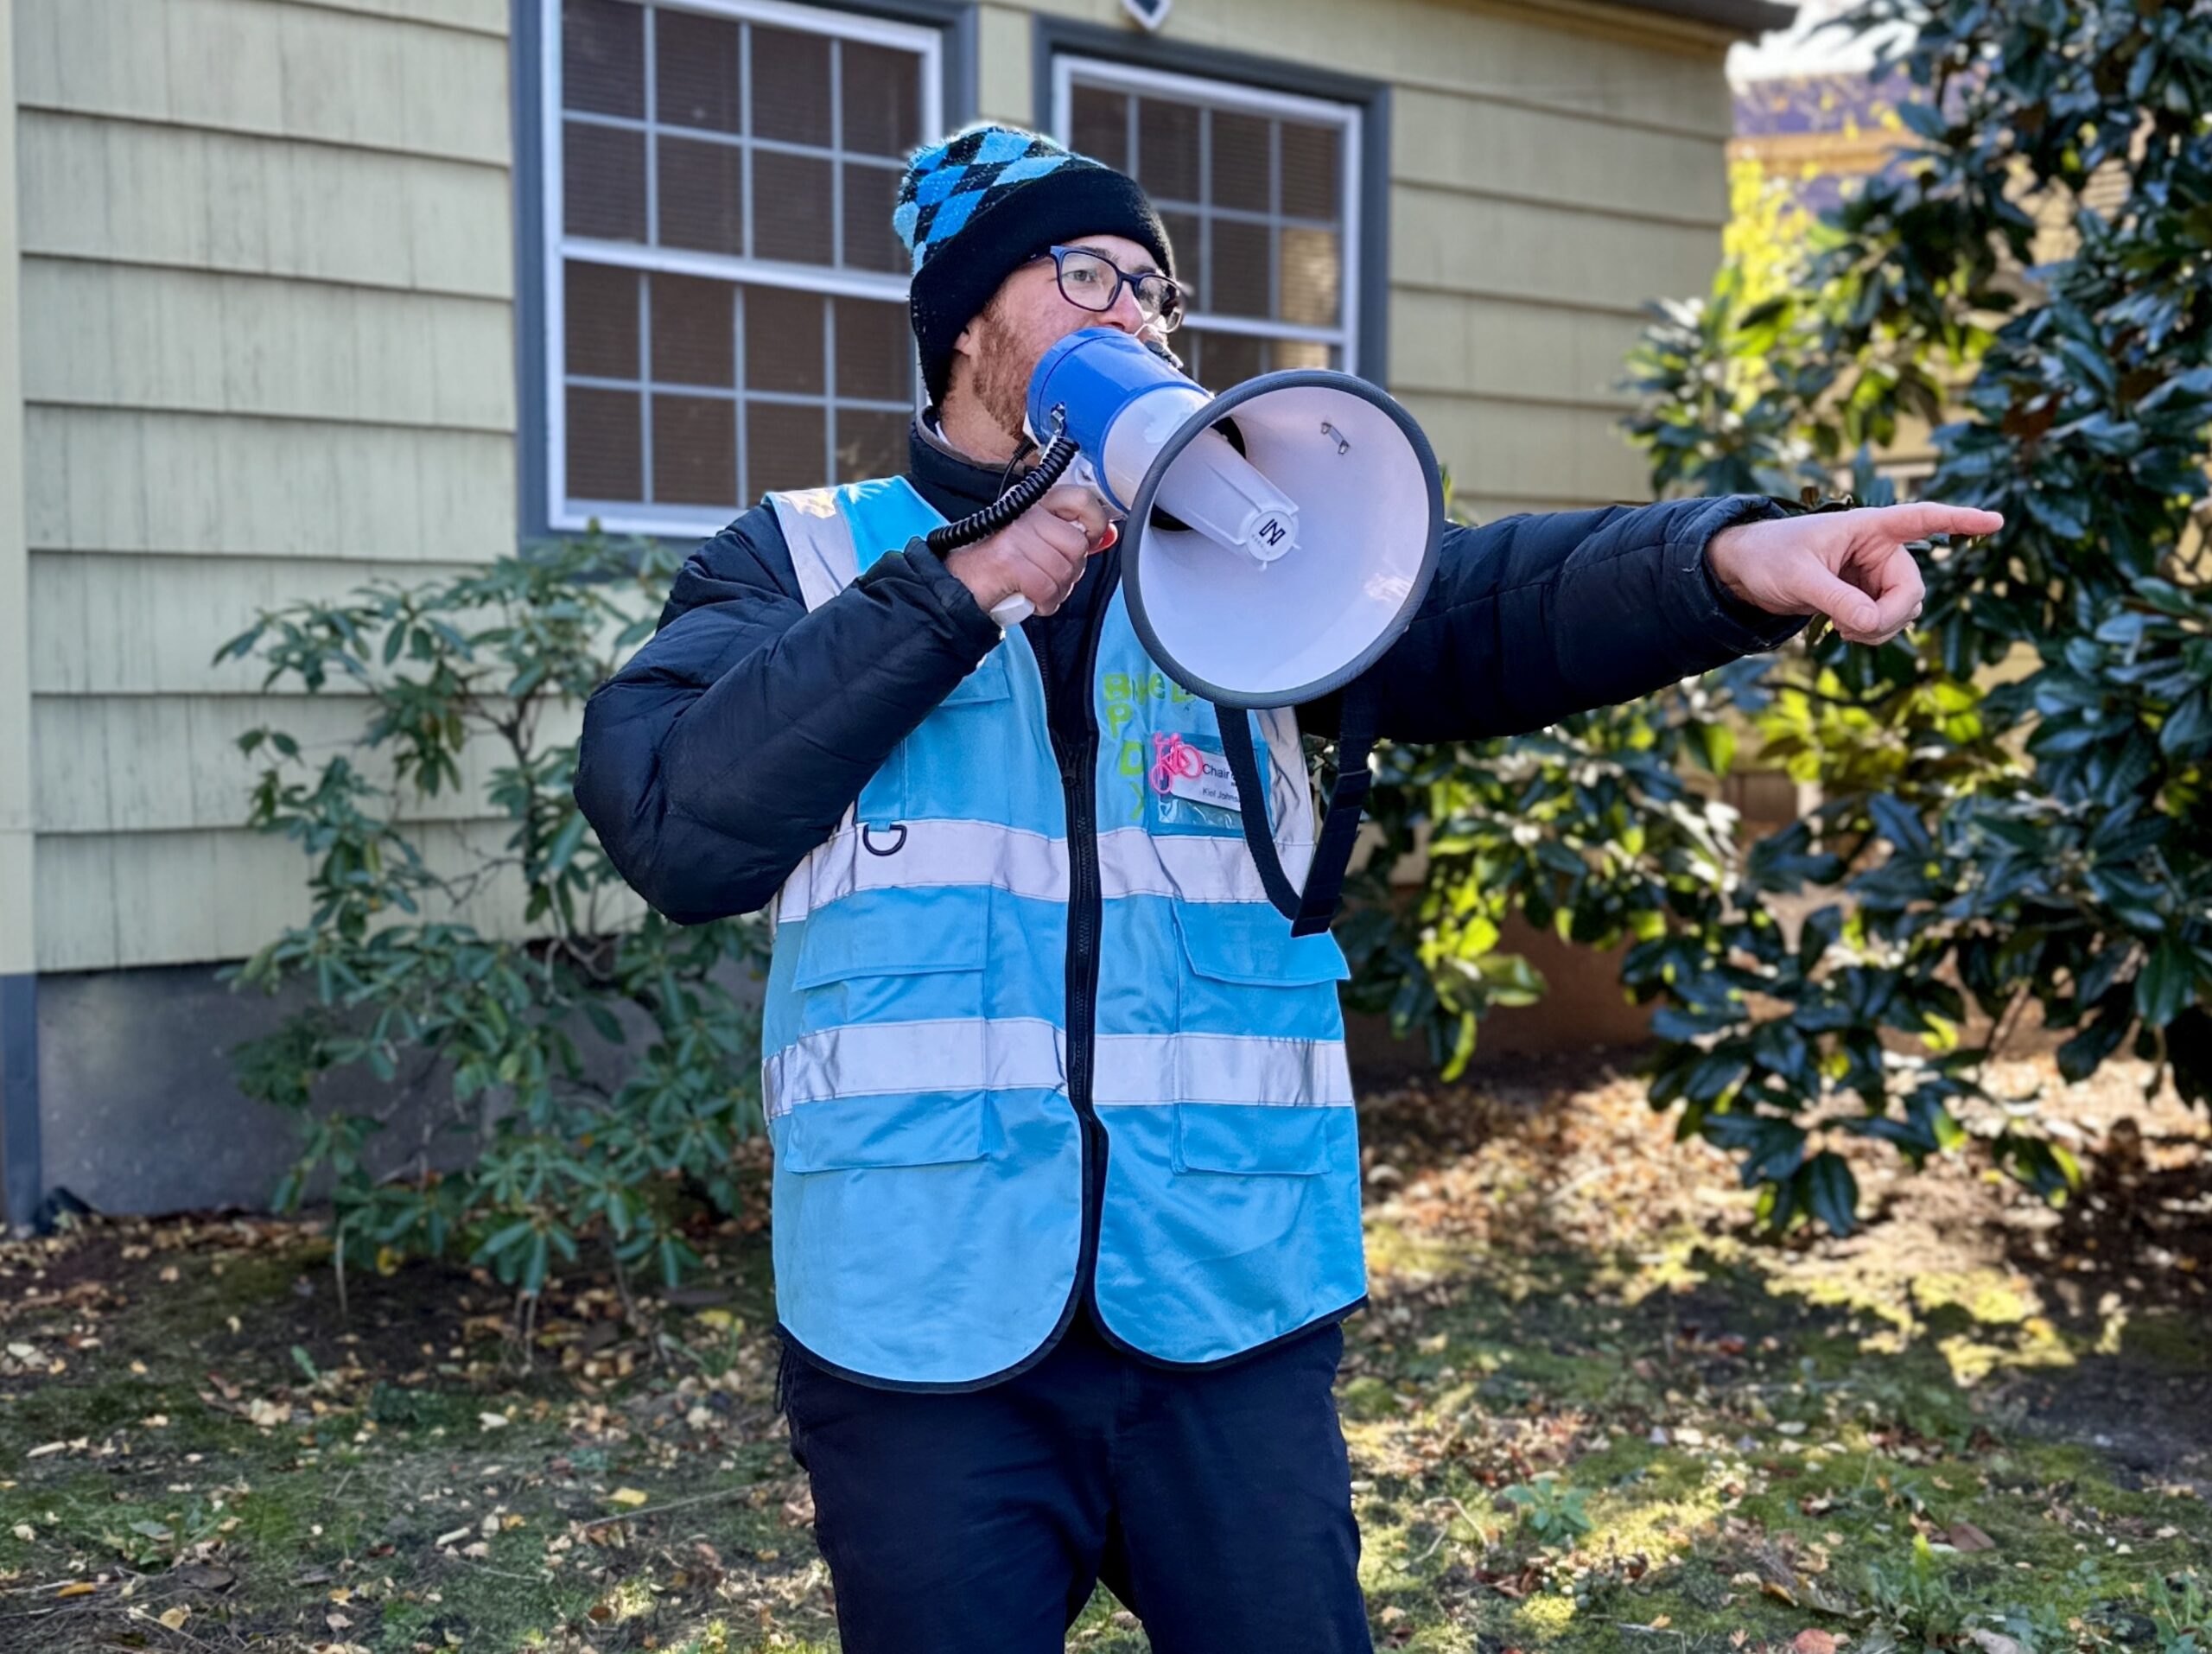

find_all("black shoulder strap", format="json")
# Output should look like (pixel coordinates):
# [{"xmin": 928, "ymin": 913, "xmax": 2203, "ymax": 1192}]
[{"xmin": 1213, "ymin": 676, "xmax": 1382, "ymax": 938}]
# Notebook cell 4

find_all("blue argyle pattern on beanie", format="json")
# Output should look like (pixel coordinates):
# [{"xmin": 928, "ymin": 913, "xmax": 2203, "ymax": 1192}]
[{"xmin": 894, "ymin": 124, "xmax": 1090, "ymax": 274}]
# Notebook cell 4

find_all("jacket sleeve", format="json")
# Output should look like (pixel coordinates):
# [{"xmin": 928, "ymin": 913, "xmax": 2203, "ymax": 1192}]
[
  {"xmin": 574, "ymin": 504, "xmax": 1003, "ymax": 924},
  {"xmin": 1296, "ymin": 493, "xmax": 1809, "ymax": 742}
]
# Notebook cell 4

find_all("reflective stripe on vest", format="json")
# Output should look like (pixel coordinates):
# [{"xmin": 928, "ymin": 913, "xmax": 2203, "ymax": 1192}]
[
  {"xmin": 773, "ymin": 821, "xmax": 1300, "ymax": 921},
  {"xmin": 763, "ymin": 1021, "xmax": 1349, "ymax": 1117},
  {"xmin": 765, "ymin": 1017, "xmax": 1068, "ymax": 1116},
  {"xmin": 1091, "ymin": 1032, "xmax": 1354, "ymax": 1109},
  {"xmin": 774, "ymin": 487, "xmax": 860, "ymax": 609}
]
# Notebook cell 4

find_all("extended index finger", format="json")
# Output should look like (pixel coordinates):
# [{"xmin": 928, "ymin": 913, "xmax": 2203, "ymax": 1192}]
[{"xmin": 1872, "ymin": 501, "xmax": 2005, "ymax": 542}]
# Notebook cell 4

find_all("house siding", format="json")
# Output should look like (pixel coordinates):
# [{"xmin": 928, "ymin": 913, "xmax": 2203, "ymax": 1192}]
[
  {"xmin": 0, "ymin": 0, "xmax": 33, "ymax": 989},
  {"xmin": 7, "ymin": 0, "xmax": 1758, "ymax": 1217},
  {"xmin": 16, "ymin": 0, "xmax": 515, "ymax": 974}
]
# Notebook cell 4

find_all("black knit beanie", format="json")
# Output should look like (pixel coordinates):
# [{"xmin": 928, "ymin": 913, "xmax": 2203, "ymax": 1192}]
[{"xmin": 894, "ymin": 123, "xmax": 1175, "ymax": 408}]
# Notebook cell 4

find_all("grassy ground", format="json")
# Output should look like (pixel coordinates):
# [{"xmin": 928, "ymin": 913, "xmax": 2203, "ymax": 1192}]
[{"xmin": 1, "ymin": 1050, "xmax": 2206, "ymax": 1653}]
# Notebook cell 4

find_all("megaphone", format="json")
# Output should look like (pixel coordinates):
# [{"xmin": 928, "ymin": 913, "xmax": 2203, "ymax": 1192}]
[
  {"xmin": 974, "ymin": 328, "xmax": 1444, "ymax": 709},
  {"xmin": 921, "ymin": 328, "xmax": 1445, "ymax": 936}
]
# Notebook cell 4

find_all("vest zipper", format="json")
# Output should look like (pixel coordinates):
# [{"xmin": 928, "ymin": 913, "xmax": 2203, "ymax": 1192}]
[{"xmin": 1052, "ymin": 556, "xmax": 1121, "ymax": 1317}]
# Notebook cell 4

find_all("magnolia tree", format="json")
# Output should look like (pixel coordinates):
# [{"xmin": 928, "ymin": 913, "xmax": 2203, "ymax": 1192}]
[{"xmin": 1357, "ymin": 0, "xmax": 2212, "ymax": 1232}]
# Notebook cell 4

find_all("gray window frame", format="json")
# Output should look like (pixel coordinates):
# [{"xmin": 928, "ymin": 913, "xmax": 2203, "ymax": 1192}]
[
  {"xmin": 1033, "ymin": 17, "xmax": 1390, "ymax": 391},
  {"xmin": 513, "ymin": 0, "xmax": 977, "ymax": 544}
]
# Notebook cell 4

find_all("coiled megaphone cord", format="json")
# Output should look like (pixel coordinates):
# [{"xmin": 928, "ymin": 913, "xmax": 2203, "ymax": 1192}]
[{"xmin": 925, "ymin": 404, "xmax": 1077, "ymax": 555}]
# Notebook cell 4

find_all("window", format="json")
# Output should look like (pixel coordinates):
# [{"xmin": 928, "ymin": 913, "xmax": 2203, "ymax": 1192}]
[
  {"xmin": 1052, "ymin": 56, "xmax": 1361, "ymax": 389},
  {"xmin": 543, "ymin": 0, "xmax": 942, "ymax": 537}
]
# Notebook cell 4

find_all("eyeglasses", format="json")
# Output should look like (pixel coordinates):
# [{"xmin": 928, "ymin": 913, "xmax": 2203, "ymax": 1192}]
[{"xmin": 1032, "ymin": 245, "xmax": 1185, "ymax": 334}]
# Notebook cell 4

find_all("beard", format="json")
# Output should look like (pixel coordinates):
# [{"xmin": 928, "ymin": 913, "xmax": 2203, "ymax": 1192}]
[{"xmin": 966, "ymin": 300, "xmax": 1038, "ymax": 445}]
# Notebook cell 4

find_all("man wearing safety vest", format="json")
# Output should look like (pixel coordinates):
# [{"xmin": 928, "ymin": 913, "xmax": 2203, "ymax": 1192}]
[{"xmin": 575, "ymin": 123, "xmax": 2002, "ymax": 1653}]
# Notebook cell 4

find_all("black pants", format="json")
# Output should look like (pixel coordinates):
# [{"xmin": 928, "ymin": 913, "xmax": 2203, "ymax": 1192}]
[{"xmin": 779, "ymin": 1311, "xmax": 1373, "ymax": 1654}]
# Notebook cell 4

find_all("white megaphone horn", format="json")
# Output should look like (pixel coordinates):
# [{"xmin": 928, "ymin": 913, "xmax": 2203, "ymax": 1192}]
[{"xmin": 933, "ymin": 327, "xmax": 1444, "ymax": 709}]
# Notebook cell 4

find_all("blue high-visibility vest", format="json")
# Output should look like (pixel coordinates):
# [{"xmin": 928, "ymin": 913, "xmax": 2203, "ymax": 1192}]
[{"xmin": 762, "ymin": 478, "xmax": 1364, "ymax": 1386}]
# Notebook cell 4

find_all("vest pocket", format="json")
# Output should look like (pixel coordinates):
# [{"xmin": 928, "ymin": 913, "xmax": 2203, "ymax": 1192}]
[
  {"xmin": 791, "ymin": 892, "xmax": 987, "ymax": 986},
  {"xmin": 779, "ymin": 1088, "xmax": 993, "ymax": 1173},
  {"xmin": 779, "ymin": 892, "xmax": 993, "ymax": 1172},
  {"xmin": 858, "ymin": 651, "xmax": 1014, "ymax": 828},
  {"xmin": 1173, "ymin": 1101, "xmax": 1332, "ymax": 1176},
  {"xmin": 1171, "ymin": 901, "xmax": 1351, "ymax": 990}
]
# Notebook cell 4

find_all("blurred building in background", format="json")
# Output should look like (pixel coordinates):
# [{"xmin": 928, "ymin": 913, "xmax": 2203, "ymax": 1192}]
[
  {"xmin": 1725, "ymin": 3, "xmax": 2133, "ymax": 502},
  {"xmin": 1732, "ymin": 62, "xmax": 1913, "ymax": 218},
  {"xmin": 0, "ymin": 0, "xmax": 1791, "ymax": 1222}
]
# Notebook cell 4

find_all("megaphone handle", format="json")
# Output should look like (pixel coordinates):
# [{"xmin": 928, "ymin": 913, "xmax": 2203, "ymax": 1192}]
[{"xmin": 989, "ymin": 594, "xmax": 1035, "ymax": 627}]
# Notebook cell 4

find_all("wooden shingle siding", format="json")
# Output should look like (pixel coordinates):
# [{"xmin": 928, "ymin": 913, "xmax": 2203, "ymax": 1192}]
[
  {"xmin": 1374, "ymin": 3, "xmax": 1731, "ymax": 508},
  {"xmin": 25, "ymin": 408, "xmax": 514, "ymax": 563},
  {"xmin": 28, "ymin": 552, "xmax": 488, "ymax": 697},
  {"xmin": 34, "ymin": 695, "xmax": 578, "ymax": 835},
  {"xmin": 35, "ymin": 820, "xmax": 550, "ymax": 974},
  {"xmin": 1405, "ymin": 396, "xmax": 1653, "ymax": 507},
  {"xmin": 1389, "ymin": 292, "xmax": 1649, "ymax": 412},
  {"xmin": 243, "ymin": 0, "xmax": 508, "ymax": 35},
  {"xmin": 1392, "ymin": 186, "xmax": 1726, "ymax": 320},
  {"xmin": 0, "ymin": 0, "xmax": 32, "ymax": 977},
  {"xmin": 19, "ymin": 0, "xmax": 514, "ymax": 972},
  {"xmin": 20, "ymin": 111, "xmax": 512, "ymax": 297},
  {"xmin": 15, "ymin": 0, "xmax": 510, "ymax": 165},
  {"xmin": 1392, "ymin": 86, "xmax": 1728, "ymax": 229},
  {"xmin": 22, "ymin": 263, "xmax": 513, "ymax": 429}
]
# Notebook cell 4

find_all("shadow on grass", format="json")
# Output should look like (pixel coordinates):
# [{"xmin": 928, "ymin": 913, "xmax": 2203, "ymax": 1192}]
[{"xmin": 0, "ymin": 1059, "xmax": 2206, "ymax": 1653}]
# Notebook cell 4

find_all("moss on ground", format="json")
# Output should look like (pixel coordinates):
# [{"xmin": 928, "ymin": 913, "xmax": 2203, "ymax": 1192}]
[{"xmin": 1, "ymin": 1067, "xmax": 2206, "ymax": 1651}]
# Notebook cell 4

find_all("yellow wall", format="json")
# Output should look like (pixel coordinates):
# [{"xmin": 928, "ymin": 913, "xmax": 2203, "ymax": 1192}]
[
  {"xmin": 17, "ymin": 0, "xmax": 516, "ymax": 970},
  {"xmin": 0, "ymin": 0, "xmax": 31, "ymax": 978},
  {"xmin": 18, "ymin": 0, "xmax": 1746, "ymax": 972}
]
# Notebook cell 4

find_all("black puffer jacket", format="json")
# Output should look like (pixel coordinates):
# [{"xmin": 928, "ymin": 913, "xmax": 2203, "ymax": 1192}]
[{"xmin": 575, "ymin": 420, "xmax": 1805, "ymax": 923}]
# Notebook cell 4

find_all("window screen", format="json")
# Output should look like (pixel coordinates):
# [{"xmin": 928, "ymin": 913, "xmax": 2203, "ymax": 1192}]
[
  {"xmin": 549, "ymin": 0, "xmax": 938, "ymax": 534},
  {"xmin": 1056, "ymin": 59, "xmax": 1358, "ymax": 388}
]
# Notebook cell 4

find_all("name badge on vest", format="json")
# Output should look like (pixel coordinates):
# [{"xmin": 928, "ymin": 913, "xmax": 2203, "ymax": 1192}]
[
  {"xmin": 1150, "ymin": 732, "xmax": 1242, "ymax": 830},
  {"xmin": 1165, "ymin": 749, "xmax": 1239, "ymax": 813}
]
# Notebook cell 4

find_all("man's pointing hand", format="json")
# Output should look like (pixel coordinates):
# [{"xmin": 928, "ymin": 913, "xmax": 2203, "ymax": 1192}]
[{"xmin": 1706, "ymin": 501, "xmax": 2006, "ymax": 646}]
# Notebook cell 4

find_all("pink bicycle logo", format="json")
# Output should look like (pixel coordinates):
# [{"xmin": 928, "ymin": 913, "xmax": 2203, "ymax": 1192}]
[{"xmin": 1149, "ymin": 732, "xmax": 1205, "ymax": 795}]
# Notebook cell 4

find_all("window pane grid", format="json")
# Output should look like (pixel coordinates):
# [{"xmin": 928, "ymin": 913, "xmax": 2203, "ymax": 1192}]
[
  {"xmin": 561, "ymin": 268, "xmax": 912, "ymax": 512},
  {"xmin": 563, "ymin": 107, "xmax": 912, "ymax": 168},
  {"xmin": 562, "ymin": 16, "xmax": 915, "ymax": 268},
  {"xmin": 1063, "ymin": 63, "xmax": 1354, "ymax": 390},
  {"xmin": 643, "ymin": 5, "xmax": 658, "ymax": 246},
  {"xmin": 739, "ymin": 19, "xmax": 753, "ymax": 258},
  {"xmin": 1267, "ymin": 111, "xmax": 1281, "ymax": 324},
  {"xmin": 569, "ymin": 377, "xmax": 920, "ymax": 410},
  {"xmin": 829, "ymin": 25, "xmax": 844, "ymax": 269},
  {"xmin": 554, "ymin": 0, "xmax": 930, "ymax": 530}
]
